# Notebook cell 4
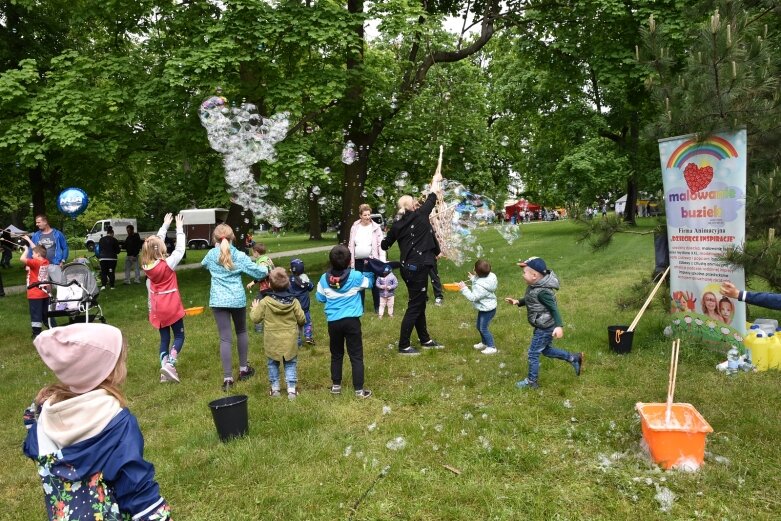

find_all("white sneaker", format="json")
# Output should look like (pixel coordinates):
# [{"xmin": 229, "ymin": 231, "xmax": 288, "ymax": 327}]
[
  {"xmin": 481, "ymin": 346, "xmax": 498, "ymax": 355},
  {"xmin": 473, "ymin": 342, "xmax": 486, "ymax": 350},
  {"xmin": 161, "ymin": 363, "xmax": 180, "ymax": 383}
]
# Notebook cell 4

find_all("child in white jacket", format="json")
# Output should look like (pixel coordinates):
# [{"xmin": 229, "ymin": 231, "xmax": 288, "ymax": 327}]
[
  {"xmin": 458, "ymin": 259, "xmax": 499, "ymax": 354},
  {"xmin": 376, "ymin": 271, "xmax": 399, "ymax": 318}
]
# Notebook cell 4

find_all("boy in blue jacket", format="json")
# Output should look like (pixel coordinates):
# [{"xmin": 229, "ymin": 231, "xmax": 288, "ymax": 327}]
[{"xmin": 316, "ymin": 245, "xmax": 372, "ymax": 398}]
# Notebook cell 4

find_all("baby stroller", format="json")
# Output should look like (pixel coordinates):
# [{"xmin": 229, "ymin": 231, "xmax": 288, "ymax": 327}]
[{"xmin": 40, "ymin": 261, "xmax": 105, "ymax": 327}]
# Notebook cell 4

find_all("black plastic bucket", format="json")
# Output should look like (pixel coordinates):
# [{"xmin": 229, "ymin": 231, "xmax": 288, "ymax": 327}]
[
  {"xmin": 608, "ymin": 325, "xmax": 633, "ymax": 354},
  {"xmin": 208, "ymin": 395, "xmax": 249, "ymax": 442}
]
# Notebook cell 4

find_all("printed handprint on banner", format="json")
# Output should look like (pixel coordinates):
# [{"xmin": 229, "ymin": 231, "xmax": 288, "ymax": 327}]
[{"xmin": 672, "ymin": 290, "xmax": 697, "ymax": 312}]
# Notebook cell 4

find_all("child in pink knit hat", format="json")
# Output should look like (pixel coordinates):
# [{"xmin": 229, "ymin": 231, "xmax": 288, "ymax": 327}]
[{"xmin": 23, "ymin": 323, "xmax": 171, "ymax": 520}]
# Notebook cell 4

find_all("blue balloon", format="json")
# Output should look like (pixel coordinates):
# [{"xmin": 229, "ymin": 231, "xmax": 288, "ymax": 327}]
[{"xmin": 57, "ymin": 187, "xmax": 89, "ymax": 218}]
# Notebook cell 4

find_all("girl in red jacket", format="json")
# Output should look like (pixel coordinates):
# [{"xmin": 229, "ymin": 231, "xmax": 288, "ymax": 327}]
[{"xmin": 141, "ymin": 213, "xmax": 186, "ymax": 383}]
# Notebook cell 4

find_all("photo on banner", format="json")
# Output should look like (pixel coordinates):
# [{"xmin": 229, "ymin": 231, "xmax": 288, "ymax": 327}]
[{"xmin": 658, "ymin": 130, "xmax": 747, "ymax": 347}]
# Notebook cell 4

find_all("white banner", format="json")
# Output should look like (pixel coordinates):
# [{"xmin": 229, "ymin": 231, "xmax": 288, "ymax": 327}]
[{"xmin": 658, "ymin": 130, "xmax": 747, "ymax": 344}]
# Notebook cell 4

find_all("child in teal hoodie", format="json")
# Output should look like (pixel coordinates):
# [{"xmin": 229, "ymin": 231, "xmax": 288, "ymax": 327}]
[{"xmin": 316, "ymin": 245, "xmax": 372, "ymax": 398}]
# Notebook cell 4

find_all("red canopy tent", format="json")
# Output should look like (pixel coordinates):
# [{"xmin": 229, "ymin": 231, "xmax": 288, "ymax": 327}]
[{"xmin": 504, "ymin": 199, "xmax": 541, "ymax": 220}]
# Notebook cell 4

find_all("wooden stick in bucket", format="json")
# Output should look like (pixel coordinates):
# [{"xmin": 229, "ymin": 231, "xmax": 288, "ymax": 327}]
[
  {"xmin": 627, "ymin": 265, "xmax": 671, "ymax": 332},
  {"xmin": 665, "ymin": 338, "xmax": 680, "ymax": 425}
]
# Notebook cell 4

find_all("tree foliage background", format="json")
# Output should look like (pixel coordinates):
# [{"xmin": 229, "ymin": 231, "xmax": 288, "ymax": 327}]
[{"xmin": 0, "ymin": 0, "xmax": 778, "ymax": 280}]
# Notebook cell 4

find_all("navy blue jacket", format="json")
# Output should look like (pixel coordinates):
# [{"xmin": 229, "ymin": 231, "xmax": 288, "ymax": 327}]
[
  {"xmin": 739, "ymin": 290, "xmax": 781, "ymax": 311},
  {"xmin": 24, "ymin": 408, "xmax": 169, "ymax": 520},
  {"xmin": 289, "ymin": 274, "xmax": 314, "ymax": 311}
]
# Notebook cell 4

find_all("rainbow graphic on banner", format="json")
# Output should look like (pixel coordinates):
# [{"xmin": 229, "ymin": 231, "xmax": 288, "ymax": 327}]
[{"xmin": 666, "ymin": 136, "xmax": 739, "ymax": 169}]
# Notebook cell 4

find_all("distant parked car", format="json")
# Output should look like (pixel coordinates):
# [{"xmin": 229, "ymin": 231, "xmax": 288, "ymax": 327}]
[{"xmin": 370, "ymin": 213, "xmax": 385, "ymax": 227}]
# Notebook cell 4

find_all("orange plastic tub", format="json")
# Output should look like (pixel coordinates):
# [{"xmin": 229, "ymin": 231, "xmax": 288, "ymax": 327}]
[
  {"xmin": 442, "ymin": 283, "xmax": 462, "ymax": 292},
  {"xmin": 635, "ymin": 402, "xmax": 713, "ymax": 469},
  {"xmin": 184, "ymin": 306, "xmax": 205, "ymax": 316}
]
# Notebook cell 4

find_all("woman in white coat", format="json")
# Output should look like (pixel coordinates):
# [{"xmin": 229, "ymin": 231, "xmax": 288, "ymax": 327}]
[{"xmin": 348, "ymin": 204, "xmax": 386, "ymax": 314}]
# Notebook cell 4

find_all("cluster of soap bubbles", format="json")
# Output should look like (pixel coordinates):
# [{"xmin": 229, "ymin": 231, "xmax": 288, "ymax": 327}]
[
  {"xmin": 198, "ymin": 93, "xmax": 289, "ymax": 217},
  {"xmin": 425, "ymin": 180, "xmax": 520, "ymax": 265}
]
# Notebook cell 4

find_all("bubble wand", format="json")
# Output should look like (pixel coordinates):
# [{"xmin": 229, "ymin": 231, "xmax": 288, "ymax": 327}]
[{"xmin": 429, "ymin": 146, "xmax": 459, "ymax": 262}]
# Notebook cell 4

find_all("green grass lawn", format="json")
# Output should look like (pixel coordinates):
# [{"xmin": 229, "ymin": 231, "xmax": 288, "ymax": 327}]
[{"xmin": 3, "ymin": 221, "xmax": 781, "ymax": 519}]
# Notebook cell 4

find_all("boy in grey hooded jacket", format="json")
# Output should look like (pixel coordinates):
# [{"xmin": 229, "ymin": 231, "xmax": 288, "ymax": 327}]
[
  {"xmin": 505, "ymin": 257, "xmax": 583, "ymax": 389},
  {"xmin": 458, "ymin": 259, "xmax": 499, "ymax": 354}
]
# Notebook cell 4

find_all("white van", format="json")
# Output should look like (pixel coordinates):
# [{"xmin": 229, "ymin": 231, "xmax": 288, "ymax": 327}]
[{"xmin": 85, "ymin": 219, "xmax": 137, "ymax": 252}]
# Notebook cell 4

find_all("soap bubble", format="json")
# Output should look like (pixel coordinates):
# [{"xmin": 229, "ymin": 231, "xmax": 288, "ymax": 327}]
[
  {"xmin": 323, "ymin": 167, "xmax": 331, "ymax": 174},
  {"xmin": 501, "ymin": 135, "xmax": 510, "ymax": 147},
  {"xmin": 496, "ymin": 223, "xmax": 521, "ymax": 244},
  {"xmin": 374, "ymin": 187, "xmax": 385, "ymax": 198},
  {"xmin": 311, "ymin": 186, "xmax": 321, "ymax": 196},
  {"xmin": 394, "ymin": 171, "xmax": 409, "ymax": 189},
  {"xmin": 341, "ymin": 141, "xmax": 357, "ymax": 165}
]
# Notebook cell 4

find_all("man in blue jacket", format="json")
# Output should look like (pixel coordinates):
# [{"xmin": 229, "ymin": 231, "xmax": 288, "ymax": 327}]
[{"xmin": 29, "ymin": 214, "xmax": 69, "ymax": 266}]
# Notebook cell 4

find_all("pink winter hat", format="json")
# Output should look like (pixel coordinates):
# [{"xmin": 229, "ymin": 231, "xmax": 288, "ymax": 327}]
[{"xmin": 34, "ymin": 323, "xmax": 123, "ymax": 393}]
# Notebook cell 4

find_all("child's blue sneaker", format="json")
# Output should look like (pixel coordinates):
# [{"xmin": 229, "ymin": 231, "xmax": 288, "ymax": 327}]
[
  {"xmin": 572, "ymin": 352, "xmax": 584, "ymax": 376},
  {"xmin": 515, "ymin": 378, "xmax": 539, "ymax": 389}
]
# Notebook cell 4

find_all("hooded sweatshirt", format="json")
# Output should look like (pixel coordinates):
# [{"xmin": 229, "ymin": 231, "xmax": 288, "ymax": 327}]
[
  {"xmin": 23, "ymin": 389, "xmax": 170, "ymax": 520},
  {"xmin": 460, "ymin": 272, "xmax": 498, "ymax": 312},
  {"xmin": 315, "ymin": 268, "xmax": 369, "ymax": 322},
  {"xmin": 249, "ymin": 290, "xmax": 306, "ymax": 362}
]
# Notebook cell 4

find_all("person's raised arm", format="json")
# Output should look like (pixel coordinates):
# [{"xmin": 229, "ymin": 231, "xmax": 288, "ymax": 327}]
[
  {"xmin": 166, "ymin": 214, "xmax": 186, "ymax": 269},
  {"xmin": 156, "ymin": 213, "xmax": 173, "ymax": 240}
]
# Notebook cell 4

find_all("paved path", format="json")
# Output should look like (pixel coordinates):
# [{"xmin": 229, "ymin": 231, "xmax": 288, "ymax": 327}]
[{"xmin": 1, "ymin": 244, "xmax": 334, "ymax": 296}]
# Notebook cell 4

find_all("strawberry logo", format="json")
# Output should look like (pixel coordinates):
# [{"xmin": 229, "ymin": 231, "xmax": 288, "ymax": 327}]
[{"xmin": 683, "ymin": 163, "xmax": 713, "ymax": 193}]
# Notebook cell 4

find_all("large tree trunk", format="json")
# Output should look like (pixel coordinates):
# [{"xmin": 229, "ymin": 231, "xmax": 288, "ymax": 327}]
[
  {"xmin": 28, "ymin": 165, "xmax": 46, "ymax": 218},
  {"xmin": 622, "ymin": 109, "xmax": 641, "ymax": 226},
  {"xmin": 307, "ymin": 188, "xmax": 322, "ymax": 240},
  {"xmin": 338, "ymin": 133, "xmax": 372, "ymax": 243}
]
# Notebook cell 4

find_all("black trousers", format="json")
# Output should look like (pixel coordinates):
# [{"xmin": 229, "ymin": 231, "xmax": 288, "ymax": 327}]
[
  {"xmin": 100, "ymin": 259, "xmax": 117, "ymax": 288},
  {"xmin": 328, "ymin": 317, "xmax": 365, "ymax": 390},
  {"xmin": 354, "ymin": 258, "xmax": 380, "ymax": 314},
  {"xmin": 399, "ymin": 265, "xmax": 432, "ymax": 349},
  {"xmin": 429, "ymin": 262, "xmax": 443, "ymax": 299}
]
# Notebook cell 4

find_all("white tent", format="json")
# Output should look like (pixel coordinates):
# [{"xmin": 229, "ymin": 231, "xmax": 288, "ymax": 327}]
[
  {"xmin": 3, "ymin": 224, "xmax": 27, "ymax": 235},
  {"xmin": 614, "ymin": 194, "xmax": 627, "ymax": 216}
]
